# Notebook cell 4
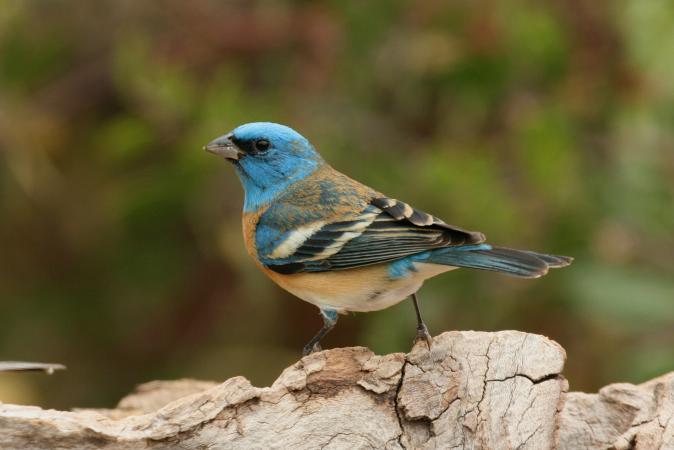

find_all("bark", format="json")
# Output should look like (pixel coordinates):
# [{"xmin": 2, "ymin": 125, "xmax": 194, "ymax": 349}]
[{"xmin": 0, "ymin": 330, "xmax": 672, "ymax": 449}]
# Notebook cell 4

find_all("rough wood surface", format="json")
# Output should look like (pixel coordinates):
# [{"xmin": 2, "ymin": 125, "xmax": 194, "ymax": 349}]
[
  {"xmin": 0, "ymin": 330, "xmax": 672, "ymax": 449},
  {"xmin": 559, "ymin": 373, "xmax": 674, "ymax": 449}
]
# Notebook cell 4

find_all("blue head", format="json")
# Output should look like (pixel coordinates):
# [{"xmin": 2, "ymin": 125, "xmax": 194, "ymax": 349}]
[{"xmin": 205, "ymin": 122, "xmax": 324, "ymax": 212}]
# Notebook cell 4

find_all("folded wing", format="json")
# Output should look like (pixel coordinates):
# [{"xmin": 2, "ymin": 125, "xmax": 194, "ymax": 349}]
[{"xmin": 262, "ymin": 197, "xmax": 485, "ymax": 274}]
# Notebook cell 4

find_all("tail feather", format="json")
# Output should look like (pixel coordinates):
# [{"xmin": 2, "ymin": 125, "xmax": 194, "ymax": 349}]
[
  {"xmin": 428, "ymin": 245, "xmax": 573, "ymax": 278},
  {"xmin": 520, "ymin": 250, "xmax": 573, "ymax": 268}
]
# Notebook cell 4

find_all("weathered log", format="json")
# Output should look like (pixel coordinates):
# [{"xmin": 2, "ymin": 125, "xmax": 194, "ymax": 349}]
[{"xmin": 0, "ymin": 330, "xmax": 672, "ymax": 449}]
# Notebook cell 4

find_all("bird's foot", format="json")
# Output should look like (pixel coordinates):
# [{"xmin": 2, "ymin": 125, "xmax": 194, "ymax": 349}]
[
  {"xmin": 302, "ymin": 342, "xmax": 322, "ymax": 356},
  {"xmin": 414, "ymin": 323, "xmax": 433, "ymax": 351}
]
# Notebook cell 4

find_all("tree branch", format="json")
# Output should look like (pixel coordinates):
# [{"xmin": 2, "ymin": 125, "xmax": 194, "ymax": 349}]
[{"xmin": 0, "ymin": 331, "xmax": 671, "ymax": 449}]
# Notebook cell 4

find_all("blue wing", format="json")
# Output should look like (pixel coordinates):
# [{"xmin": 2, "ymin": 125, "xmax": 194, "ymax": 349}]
[{"xmin": 259, "ymin": 196, "xmax": 486, "ymax": 274}]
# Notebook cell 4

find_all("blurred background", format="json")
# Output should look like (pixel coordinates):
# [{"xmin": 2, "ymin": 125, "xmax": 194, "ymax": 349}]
[{"xmin": 1, "ymin": 0, "xmax": 673, "ymax": 410}]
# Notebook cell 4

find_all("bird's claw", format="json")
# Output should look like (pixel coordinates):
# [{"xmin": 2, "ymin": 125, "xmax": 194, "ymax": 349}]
[
  {"xmin": 414, "ymin": 323, "xmax": 433, "ymax": 351},
  {"xmin": 302, "ymin": 342, "xmax": 322, "ymax": 356}
]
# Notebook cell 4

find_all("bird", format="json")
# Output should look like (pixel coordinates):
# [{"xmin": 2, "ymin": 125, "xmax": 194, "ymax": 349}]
[{"xmin": 205, "ymin": 122, "xmax": 572, "ymax": 355}]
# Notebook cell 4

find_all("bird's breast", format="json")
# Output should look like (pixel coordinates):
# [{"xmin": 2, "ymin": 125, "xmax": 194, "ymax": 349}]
[{"xmin": 242, "ymin": 210, "xmax": 265, "ymax": 264}]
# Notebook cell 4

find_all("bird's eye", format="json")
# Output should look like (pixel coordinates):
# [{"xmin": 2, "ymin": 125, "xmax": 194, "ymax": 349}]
[{"xmin": 254, "ymin": 139, "xmax": 270, "ymax": 152}]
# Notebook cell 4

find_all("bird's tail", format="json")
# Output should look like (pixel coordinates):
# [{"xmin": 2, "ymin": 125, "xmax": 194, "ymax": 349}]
[{"xmin": 427, "ymin": 244, "xmax": 573, "ymax": 278}]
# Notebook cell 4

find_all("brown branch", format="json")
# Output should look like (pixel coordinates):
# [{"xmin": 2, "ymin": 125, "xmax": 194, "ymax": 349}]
[{"xmin": 0, "ymin": 362, "xmax": 65, "ymax": 374}]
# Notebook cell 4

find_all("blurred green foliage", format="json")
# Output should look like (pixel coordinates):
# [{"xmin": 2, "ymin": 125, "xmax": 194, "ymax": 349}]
[{"xmin": 0, "ymin": 0, "xmax": 673, "ymax": 409}]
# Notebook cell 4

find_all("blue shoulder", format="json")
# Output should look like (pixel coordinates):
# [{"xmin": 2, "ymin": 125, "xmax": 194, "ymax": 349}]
[{"xmin": 254, "ymin": 166, "xmax": 374, "ymax": 261}]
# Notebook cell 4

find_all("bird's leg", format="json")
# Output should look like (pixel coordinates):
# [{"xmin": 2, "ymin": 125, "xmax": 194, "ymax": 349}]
[
  {"xmin": 411, "ymin": 293, "xmax": 433, "ymax": 350},
  {"xmin": 302, "ymin": 308, "xmax": 338, "ymax": 356}
]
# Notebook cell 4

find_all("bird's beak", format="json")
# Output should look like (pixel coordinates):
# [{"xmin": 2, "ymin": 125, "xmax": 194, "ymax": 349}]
[{"xmin": 204, "ymin": 134, "xmax": 242, "ymax": 160}]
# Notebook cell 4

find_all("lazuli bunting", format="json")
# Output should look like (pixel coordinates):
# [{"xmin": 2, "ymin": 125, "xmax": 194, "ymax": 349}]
[{"xmin": 205, "ymin": 122, "xmax": 572, "ymax": 355}]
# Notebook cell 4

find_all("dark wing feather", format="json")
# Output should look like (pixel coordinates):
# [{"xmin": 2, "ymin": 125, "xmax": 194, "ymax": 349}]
[
  {"xmin": 264, "ymin": 197, "xmax": 485, "ymax": 274},
  {"xmin": 370, "ymin": 197, "xmax": 484, "ymax": 243}
]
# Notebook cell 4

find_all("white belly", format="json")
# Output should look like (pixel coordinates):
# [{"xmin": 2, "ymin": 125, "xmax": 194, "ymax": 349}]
[
  {"xmin": 350, "ymin": 279, "xmax": 425, "ymax": 312},
  {"xmin": 264, "ymin": 262, "xmax": 455, "ymax": 313}
]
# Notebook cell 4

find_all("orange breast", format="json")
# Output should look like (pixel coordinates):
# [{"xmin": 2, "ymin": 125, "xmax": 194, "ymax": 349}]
[{"xmin": 242, "ymin": 210, "xmax": 264, "ymax": 262}]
